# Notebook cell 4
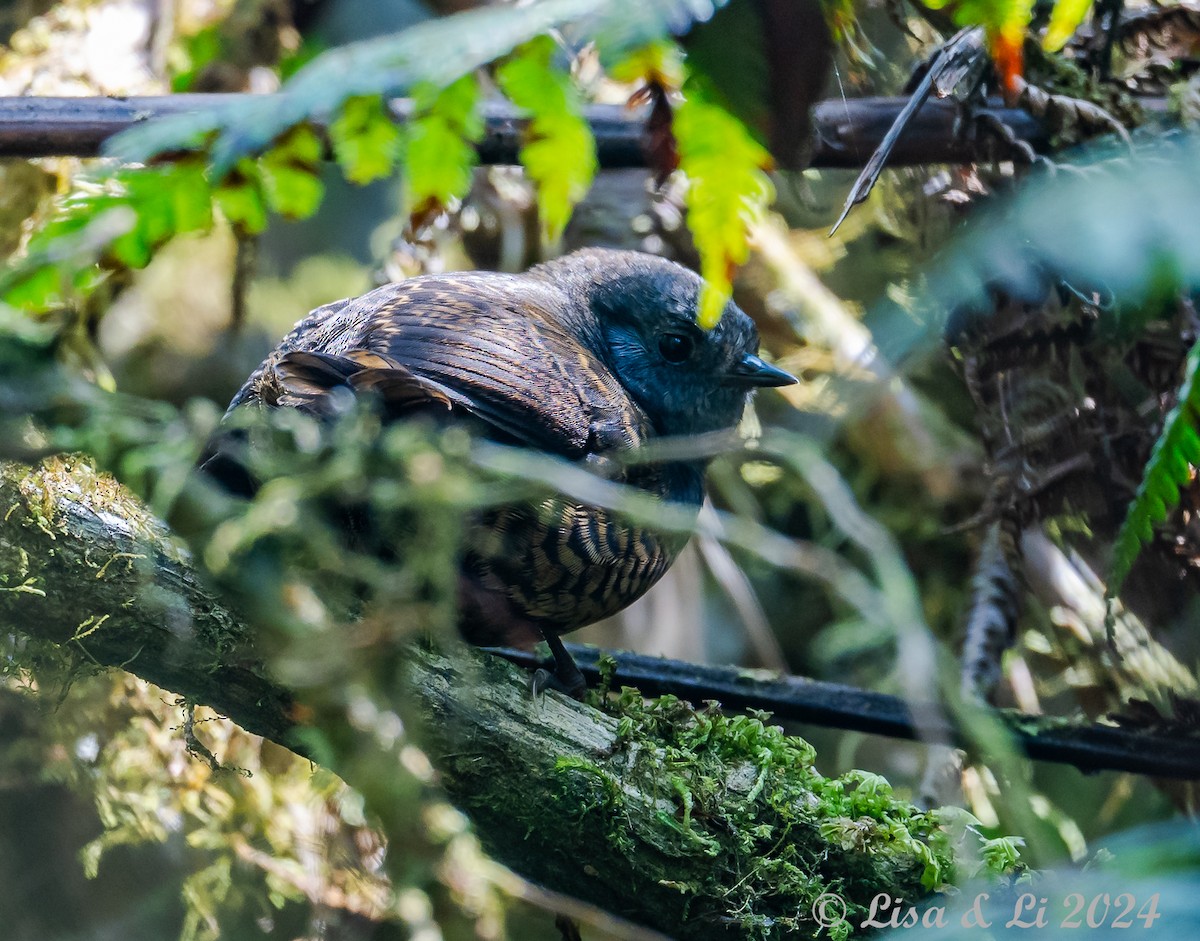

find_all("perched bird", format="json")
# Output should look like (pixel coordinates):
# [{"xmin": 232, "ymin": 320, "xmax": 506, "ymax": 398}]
[{"xmin": 206, "ymin": 249, "xmax": 795, "ymax": 694}]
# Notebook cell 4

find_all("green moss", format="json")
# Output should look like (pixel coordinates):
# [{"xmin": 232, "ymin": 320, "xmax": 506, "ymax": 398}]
[{"xmin": 592, "ymin": 691, "xmax": 957, "ymax": 936}]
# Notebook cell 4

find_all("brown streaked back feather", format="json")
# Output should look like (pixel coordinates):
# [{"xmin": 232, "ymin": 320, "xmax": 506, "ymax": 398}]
[{"xmin": 233, "ymin": 272, "xmax": 651, "ymax": 457}]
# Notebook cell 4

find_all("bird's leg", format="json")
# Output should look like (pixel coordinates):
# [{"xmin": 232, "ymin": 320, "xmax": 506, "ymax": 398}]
[{"xmin": 531, "ymin": 630, "xmax": 587, "ymax": 700}]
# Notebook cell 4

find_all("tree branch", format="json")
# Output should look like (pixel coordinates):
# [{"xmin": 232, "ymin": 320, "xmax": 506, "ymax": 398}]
[
  {"xmin": 494, "ymin": 647, "xmax": 1200, "ymax": 779},
  {"xmin": 0, "ymin": 94, "xmax": 1055, "ymax": 167}
]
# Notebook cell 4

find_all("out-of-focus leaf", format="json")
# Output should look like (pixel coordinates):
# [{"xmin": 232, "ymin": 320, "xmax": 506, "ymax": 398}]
[
  {"xmin": 609, "ymin": 39, "xmax": 685, "ymax": 88},
  {"xmin": 213, "ymin": 161, "xmax": 269, "ymax": 235},
  {"xmin": 330, "ymin": 95, "xmax": 404, "ymax": 185},
  {"xmin": 892, "ymin": 821, "xmax": 1200, "ymax": 939},
  {"xmin": 496, "ymin": 37, "xmax": 597, "ymax": 245},
  {"xmin": 259, "ymin": 125, "xmax": 325, "ymax": 219},
  {"xmin": 883, "ymin": 135, "xmax": 1200, "ymax": 364},
  {"xmin": 1043, "ymin": 0, "xmax": 1093, "ymax": 52},
  {"xmin": 674, "ymin": 81, "xmax": 773, "ymax": 328},
  {"xmin": 2, "ymin": 265, "xmax": 65, "ymax": 312},
  {"xmin": 865, "ymin": 135, "xmax": 1200, "ymax": 592},
  {"xmin": 402, "ymin": 75, "xmax": 484, "ymax": 218},
  {"xmin": 1, "ymin": 161, "xmax": 216, "ymax": 313},
  {"xmin": 684, "ymin": 2, "xmax": 769, "ymax": 141},
  {"xmin": 168, "ymin": 158, "xmax": 216, "ymax": 234}
]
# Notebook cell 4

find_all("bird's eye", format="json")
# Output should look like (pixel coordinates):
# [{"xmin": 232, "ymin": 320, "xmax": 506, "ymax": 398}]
[{"xmin": 658, "ymin": 332, "xmax": 695, "ymax": 364}]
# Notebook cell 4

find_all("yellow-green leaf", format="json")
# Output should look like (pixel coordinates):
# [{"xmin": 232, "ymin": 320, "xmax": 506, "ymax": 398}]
[
  {"xmin": 610, "ymin": 39, "xmax": 684, "ymax": 87},
  {"xmin": 1043, "ymin": 0, "xmax": 1093, "ymax": 51},
  {"xmin": 674, "ymin": 83, "xmax": 773, "ymax": 329},
  {"xmin": 496, "ymin": 36, "xmax": 597, "ymax": 245},
  {"xmin": 169, "ymin": 160, "xmax": 215, "ymax": 235},
  {"xmin": 2, "ymin": 265, "xmax": 63, "ymax": 311},
  {"xmin": 260, "ymin": 126, "xmax": 326, "ymax": 220},
  {"xmin": 215, "ymin": 161, "xmax": 269, "ymax": 234}
]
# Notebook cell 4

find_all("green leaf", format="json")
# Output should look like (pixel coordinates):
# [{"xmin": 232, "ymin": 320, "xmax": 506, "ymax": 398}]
[
  {"xmin": 1109, "ymin": 338, "xmax": 1200, "ymax": 596},
  {"xmin": 259, "ymin": 125, "xmax": 326, "ymax": 219},
  {"xmin": 214, "ymin": 161, "xmax": 269, "ymax": 234},
  {"xmin": 168, "ymin": 159, "xmax": 216, "ymax": 235},
  {"xmin": 401, "ymin": 76, "xmax": 484, "ymax": 216},
  {"xmin": 497, "ymin": 36, "xmax": 597, "ymax": 245},
  {"xmin": 1, "ymin": 265, "xmax": 64, "ymax": 312},
  {"xmin": 330, "ymin": 95, "xmax": 404, "ymax": 185},
  {"xmin": 673, "ymin": 80, "xmax": 773, "ymax": 328}
]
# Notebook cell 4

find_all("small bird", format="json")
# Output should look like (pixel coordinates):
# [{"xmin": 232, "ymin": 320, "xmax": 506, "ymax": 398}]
[{"xmin": 208, "ymin": 249, "xmax": 795, "ymax": 694}]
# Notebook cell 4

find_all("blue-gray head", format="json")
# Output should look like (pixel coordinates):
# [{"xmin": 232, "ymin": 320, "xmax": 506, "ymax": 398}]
[{"xmin": 534, "ymin": 249, "xmax": 795, "ymax": 437}]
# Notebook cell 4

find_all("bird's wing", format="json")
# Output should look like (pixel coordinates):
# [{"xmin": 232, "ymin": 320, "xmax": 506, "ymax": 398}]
[
  {"xmin": 270, "ymin": 349, "xmax": 460, "ymax": 418},
  {"xmin": 241, "ymin": 275, "xmax": 651, "ymax": 457}
]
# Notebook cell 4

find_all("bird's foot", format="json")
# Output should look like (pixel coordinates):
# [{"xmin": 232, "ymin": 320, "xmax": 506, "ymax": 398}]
[{"xmin": 530, "ymin": 631, "xmax": 587, "ymax": 700}]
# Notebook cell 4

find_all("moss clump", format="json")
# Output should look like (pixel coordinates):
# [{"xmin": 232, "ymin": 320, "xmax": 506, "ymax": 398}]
[
  {"xmin": 596, "ymin": 689, "xmax": 954, "ymax": 939},
  {"xmin": 422, "ymin": 647, "xmax": 1018, "ymax": 941}
]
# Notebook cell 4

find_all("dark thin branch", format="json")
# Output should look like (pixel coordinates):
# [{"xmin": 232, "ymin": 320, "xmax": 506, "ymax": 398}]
[
  {"xmin": 0, "ymin": 93, "xmax": 1055, "ymax": 167},
  {"xmin": 492, "ymin": 646, "xmax": 1200, "ymax": 780}
]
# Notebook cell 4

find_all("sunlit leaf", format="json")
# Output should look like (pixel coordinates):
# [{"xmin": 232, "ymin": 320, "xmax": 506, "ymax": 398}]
[
  {"xmin": 330, "ymin": 95, "xmax": 404, "ymax": 185},
  {"xmin": 2, "ymin": 265, "xmax": 64, "ymax": 312},
  {"xmin": 609, "ymin": 38, "xmax": 685, "ymax": 87},
  {"xmin": 673, "ymin": 81, "xmax": 773, "ymax": 328},
  {"xmin": 214, "ymin": 161, "xmax": 269, "ymax": 235},
  {"xmin": 402, "ymin": 75, "xmax": 484, "ymax": 218},
  {"xmin": 259, "ymin": 125, "xmax": 326, "ymax": 220},
  {"xmin": 497, "ymin": 37, "xmax": 597, "ymax": 245},
  {"xmin": 1043, "ymin": 0, "xmax": 1093, "ymax": 52}
]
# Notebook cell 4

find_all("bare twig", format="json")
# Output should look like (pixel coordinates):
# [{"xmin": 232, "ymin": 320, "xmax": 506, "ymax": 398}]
[{"xmin": 0, "ymin": 93, "xmax": 1053, "ymax": 168}]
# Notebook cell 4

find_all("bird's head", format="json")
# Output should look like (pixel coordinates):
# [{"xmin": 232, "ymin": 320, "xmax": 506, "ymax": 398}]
[{"xmin": 535, "ymin": 250, "xmax": 796, "ymax": 439}]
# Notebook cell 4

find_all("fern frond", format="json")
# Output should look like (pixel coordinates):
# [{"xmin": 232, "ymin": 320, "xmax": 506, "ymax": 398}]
[{"xmin": 1109, "ymin": 337, "xmax": 1200, "ymax": 596}]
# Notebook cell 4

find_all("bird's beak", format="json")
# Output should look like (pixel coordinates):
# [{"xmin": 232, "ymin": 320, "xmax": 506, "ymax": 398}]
[{"xmin": 727, "ymin": 353, "xmax": 797, "ymax": 388}]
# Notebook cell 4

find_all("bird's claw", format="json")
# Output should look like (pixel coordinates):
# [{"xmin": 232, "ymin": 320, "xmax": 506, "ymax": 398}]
[{"xmin": 531, "ymin": 665, "xmax": 587, "ymax": 700}]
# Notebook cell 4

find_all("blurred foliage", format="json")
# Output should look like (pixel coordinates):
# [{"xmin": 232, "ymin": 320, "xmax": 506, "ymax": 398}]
[
  {"xmin": 4, "ymin": 0, "xmax": 1200, "ymax": 939},
  {"xmin": 0, "ymin": 640, "xmax": 391, "ymax": 941},
  {"xmin": 886, "ymin": 819, "xmax": 1200, "ymax": 938}
]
